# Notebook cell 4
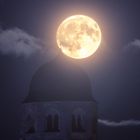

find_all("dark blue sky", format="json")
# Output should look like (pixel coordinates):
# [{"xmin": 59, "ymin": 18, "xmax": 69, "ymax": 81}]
[{"xmin": 0, "ymin": 0, "xmax": 140, "ymax": 140}]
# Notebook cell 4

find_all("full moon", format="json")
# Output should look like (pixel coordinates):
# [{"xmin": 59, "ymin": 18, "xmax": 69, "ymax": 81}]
[{"xmin": 56, "ymin": 15, "xmax": 102, "ymax": 59}]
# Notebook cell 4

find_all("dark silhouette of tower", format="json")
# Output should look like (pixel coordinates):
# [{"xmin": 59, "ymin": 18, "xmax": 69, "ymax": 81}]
[{"xmin": 20, "ymin": 57, "xmax": 97, "ymax": 140}]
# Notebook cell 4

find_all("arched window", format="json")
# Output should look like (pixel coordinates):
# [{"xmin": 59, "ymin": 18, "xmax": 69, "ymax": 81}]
[
  {"xmin": 72, "ymin": 114, "xmax": 77, "ymax": 131},
  {"xmin": 54, "ymin": 114, "xmax": 59, "ymax": 131},
  {"xmin": 25, "ymin": 115, "xmax": 35, "ymax": 134},
  {"xmin": 72, "ymin": 109, "xmax": 85, "ymax": 132},
  {"xmin": 92, "ymin": 117, "xmax": 97, "ymax": 134},
  {"xmin": 45, "ymin": 115, "xmax": 53, "ymax": 132},
  {"xmin": 77, "ymin": 115, "xmax": 85, "ymax": 132},
  {"xmin": 45, "ymin": 114, "xmax": 59, "ymax": 132},
  {"xmin": 72, "ymin": 115, "xmax": 85, "ymax": 132}
]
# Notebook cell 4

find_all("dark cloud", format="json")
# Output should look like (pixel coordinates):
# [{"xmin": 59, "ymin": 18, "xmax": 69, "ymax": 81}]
[{"xmin": 98, "ymin": 119, "xmax": 140, "ymax": 127}]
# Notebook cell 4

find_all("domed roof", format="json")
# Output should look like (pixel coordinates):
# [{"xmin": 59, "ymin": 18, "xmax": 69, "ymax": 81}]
[{"xmin": 25, "ymin": 57, "xmax": 93, "ymax": 102}]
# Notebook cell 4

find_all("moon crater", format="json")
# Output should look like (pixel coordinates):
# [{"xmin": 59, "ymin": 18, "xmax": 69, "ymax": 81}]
[{"xmin": 56, "ymin": 15, "xmax": 101, "ymax": 59}]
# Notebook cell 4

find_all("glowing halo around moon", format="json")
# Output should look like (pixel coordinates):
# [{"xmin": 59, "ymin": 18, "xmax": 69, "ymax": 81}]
[{"xmin": 56, "ymin": 15, "xmax": 102, "ymax": 59}]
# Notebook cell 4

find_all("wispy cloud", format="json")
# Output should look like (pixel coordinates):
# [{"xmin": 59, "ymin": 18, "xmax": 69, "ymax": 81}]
[
  {"xmin": 0, "ymin": 28, "xmax": 54, "ymax": 58},
  {"xmin": 123, "ymin": 39, "xmax": 140, "ymax": 54},
  {"xmin": 98, "ymin": 119, "xmax": 140, "ymax": 127}
]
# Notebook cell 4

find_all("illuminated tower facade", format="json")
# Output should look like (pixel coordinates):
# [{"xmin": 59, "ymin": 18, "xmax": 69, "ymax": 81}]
[{"xmin": 20, "ymin": 57, "xmax": 97, "ymax": 140}]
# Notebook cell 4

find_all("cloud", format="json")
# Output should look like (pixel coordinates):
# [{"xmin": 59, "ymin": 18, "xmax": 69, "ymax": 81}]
[
  {"xmin": 0, "ymin": 28, "xmax": 55, "ymax": 58},
  {"xmin": 123, "ymin": 39, "xmax": 140, "ymax": 54},
  {"xmin": 98, "ymin": 119, "xmax": 140, "ymax": 127}
]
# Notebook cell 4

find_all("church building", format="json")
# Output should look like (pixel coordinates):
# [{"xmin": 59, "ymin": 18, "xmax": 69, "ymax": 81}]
[{"xmin": 20, "ymin": 57, "xmax": 97, "ymax": 140}]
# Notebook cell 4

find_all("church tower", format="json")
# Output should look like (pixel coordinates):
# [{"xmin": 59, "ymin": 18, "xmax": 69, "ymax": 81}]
[{"xmin": 20, "ymin": 57, "xmax": 97, "ymax": 140}]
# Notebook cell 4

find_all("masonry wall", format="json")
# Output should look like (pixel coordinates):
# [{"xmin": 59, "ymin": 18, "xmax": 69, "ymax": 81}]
[{"xmin": 20, "ymin": 101, "xmax": 97, "ymax": 140}]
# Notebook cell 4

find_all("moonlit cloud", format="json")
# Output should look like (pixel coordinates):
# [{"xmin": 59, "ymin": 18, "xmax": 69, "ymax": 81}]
[
  {"xmin": 0, "ymin": 28, "xmax": 55, "ymax": 58},
  {"xmin": 123, "ymin": 39, "xmax": 140, "ymax": 54},
  {"xmin": 98, "ymin": 119, "xmax": 140, "ymax": 127}
]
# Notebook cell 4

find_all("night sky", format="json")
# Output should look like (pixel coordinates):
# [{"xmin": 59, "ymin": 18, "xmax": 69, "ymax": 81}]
[{"xmin": 0, "ymin": 0, "xmax": 140, "ymax": 140}]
